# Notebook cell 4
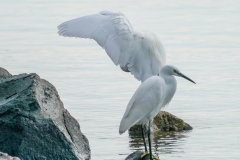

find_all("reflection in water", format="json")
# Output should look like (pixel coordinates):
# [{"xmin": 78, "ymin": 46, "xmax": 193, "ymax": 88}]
[
  {"xmin": 1, "ymin": 1, "xmax": 240, "ymax": 159},
  {"xmin": 129, "ymin": 130, "xmax": 190, "ymax": 157}
]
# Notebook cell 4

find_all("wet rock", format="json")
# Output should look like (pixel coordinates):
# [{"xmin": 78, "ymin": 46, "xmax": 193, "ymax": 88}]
[
  {"xmin": 125, "ymin": 151, "xmax": 144, "ymax": 160},
  {"xmin": 0, "ymin": 68, "xmax": 90, "ymax": 160},
  {"xmin": 0, "ymin": 152, "xmax": 20, "ymax": 160},
  {"xmin": 129, "ymin": 111, "xmax": 192, "ymax": 135},
  {"xmin": 125, "ymin": 151, "xmax": 158, "ymax": 160}
]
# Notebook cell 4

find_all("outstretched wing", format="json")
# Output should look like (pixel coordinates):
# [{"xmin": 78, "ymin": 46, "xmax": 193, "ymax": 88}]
[
  {"xmin": 119, "ymin": 76, "xmax": 166, "ymax": 134},
  {"xmin": 58, "ymin": 11, "xmax": 166, "ymax": 82}
]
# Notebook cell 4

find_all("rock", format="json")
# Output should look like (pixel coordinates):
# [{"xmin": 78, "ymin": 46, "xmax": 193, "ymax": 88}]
[
  {"xmin": 0, "ymin": 68, "xmax": 90, "ymax": 160},
  {"xmin": 0, "ymin": 152, "xmax": 20, "ymax": 160},
  {"xmin": 129, "ymin": 111, "xmax": 192, "ymax": 135},
  {"xmin": 0, "ymin": 67, "xmax": 12, "ymax": 80},
  {"xmin": 125, "ymin": 151, "xmax": 144, "ymax": 160},
  {"xmin": 125, "ymin": 151, "xmax": 159, "ymax": 160}
]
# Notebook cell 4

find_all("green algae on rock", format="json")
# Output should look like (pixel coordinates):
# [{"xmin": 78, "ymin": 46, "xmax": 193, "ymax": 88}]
[{"xmin": 129, "ymin": 111, "xmax": 192, "ymax": 135}]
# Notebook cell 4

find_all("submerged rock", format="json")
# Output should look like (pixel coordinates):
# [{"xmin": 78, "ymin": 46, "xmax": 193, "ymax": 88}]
[
  {"xmin": 125, "ymin": 151, "xmax": 144, "ymax": 160},
  {"xmin": 129, "ymin": 111, "xmax": 192, "ymax": 135},
  {"xmin": 0, "ymin": 68, "xmax": 90, "ymax": 160},
  {"xmin": 125, "ymin": 151, "xmax": 159, "ymax": 160},
  {"xmin": 0, "ymin": 152, "xmax": 20, "ymax": 160}
]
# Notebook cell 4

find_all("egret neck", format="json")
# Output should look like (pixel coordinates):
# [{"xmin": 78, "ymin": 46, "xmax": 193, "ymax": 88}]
[{"xmin": 159, "ymin": 66, "xmax": 177, "ymax": 106}]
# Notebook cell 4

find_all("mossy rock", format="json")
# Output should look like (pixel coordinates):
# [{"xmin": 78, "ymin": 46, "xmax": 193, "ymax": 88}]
[{"xmin": 129, "ymin": 111, "xmax": 192, "ymax": 135}]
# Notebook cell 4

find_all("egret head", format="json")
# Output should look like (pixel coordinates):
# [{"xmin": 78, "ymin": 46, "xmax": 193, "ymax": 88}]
[{"xmin": 161, "ymin": 65, "xmax": 196, "ymax": 84}]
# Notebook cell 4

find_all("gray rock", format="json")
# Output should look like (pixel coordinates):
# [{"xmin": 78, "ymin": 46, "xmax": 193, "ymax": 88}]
[
  {"xmin": 0, "ymin": 152, "xmax": 20, "ymax": 160},
  {"xmin": 129, "ymin": 111, "xmax": 192, "ymax": 135},
  {"xmin": 0, "ymin": 68, "xmax": 90, "ymax": 160},
  {"xmin": 0, "ymin": 67, "xmax": 12, "ymax": 80},
  {"xmin": 125, "ymin": 151, "xmax": 159, "ymax": 160},
  {"xmin": 125, "ymin": 151, "xmax": 143, "ymax": 160}
]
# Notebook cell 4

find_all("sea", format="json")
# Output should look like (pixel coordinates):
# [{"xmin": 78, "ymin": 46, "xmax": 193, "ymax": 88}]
[{"xmin": 0, "ymin": 0, "xmax": 240, "ymax": 159}]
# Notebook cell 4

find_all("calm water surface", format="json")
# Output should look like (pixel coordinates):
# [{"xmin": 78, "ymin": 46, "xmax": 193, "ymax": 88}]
[{"xmin": 0, "ymin": 1, "xmax": 240, "ymax": 159}]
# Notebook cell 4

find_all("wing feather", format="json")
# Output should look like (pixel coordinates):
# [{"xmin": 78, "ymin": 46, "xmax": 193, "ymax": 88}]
[{"xmin": 58, "ymin": 11, "xmax": 166, "ymax": 82}]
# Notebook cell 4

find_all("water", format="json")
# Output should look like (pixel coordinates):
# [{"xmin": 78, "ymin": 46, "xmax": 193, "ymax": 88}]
[{"xmin": 1, "ymin": 1, "xmax": 240, "ymax": 159}]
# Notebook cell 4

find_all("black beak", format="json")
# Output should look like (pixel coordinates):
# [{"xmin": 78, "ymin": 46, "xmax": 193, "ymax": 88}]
[{"xmin": 178, "ymin": 73, "xmax": 196, "ymax": 84}]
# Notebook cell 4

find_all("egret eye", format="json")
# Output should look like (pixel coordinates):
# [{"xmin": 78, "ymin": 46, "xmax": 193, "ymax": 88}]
[{"xmin": 174, "ymin": 69, "xmax": 179, "ymax": 74}]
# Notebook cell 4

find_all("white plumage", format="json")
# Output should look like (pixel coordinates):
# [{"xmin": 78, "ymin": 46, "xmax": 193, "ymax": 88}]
[
  {"xmin": 119, "ymin": 75, "xmax": 166, "ymax": 134},
  {"xmin": 118, "ymin": 65, "xmax": 195, "ymax": 160},
  {"xmin": 57, "ymin": 12, "xmax": 196, "ymax": 160},
  {"xmin": 57, "ymin": 11, "xmax": 166, "ymax": 82}
]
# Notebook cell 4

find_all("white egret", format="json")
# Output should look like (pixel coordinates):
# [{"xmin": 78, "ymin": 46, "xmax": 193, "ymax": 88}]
[
  {"xmin": 119, "ymin": 65, "xmax": 195, "ymax": 160},
  {"xmin": 57, "ymin": 11, "xmax": 166, "ymax": 82}
]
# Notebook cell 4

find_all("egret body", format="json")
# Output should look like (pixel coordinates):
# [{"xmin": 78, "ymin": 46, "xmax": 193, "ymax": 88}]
[
  {"xmin": 57, "ymin": 11, "xmax": 166, "ymax": 82},
  {"xmin": 119, "ymin": 65, "xmax": 195, "ymax": 160}
]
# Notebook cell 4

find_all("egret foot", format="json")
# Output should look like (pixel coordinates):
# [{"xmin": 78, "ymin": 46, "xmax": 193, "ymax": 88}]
[
  {"xmin": 152, "ymin": 155, "xmax": 160, "ymax": 160},
  {"xmin": 141, "ymin": 152, "xmax": 160, "ymax": 160},
  {"xmin": 140, "ymin": 152, "xmax": 149, "ymax": 159}
]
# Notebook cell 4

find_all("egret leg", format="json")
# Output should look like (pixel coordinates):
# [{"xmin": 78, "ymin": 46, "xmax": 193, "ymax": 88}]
[
  {"xmin": 141, "ymin": 124, "xmax": 148, "ymax": 152},
  {"xmin": 148, "ymin": 120, "xmax": 153, "ymax": 160}
]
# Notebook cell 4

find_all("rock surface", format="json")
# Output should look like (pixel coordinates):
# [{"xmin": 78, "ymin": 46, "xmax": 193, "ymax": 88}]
[
  {"xmin": 0, "ymin": 68, "xmax": 90, "ymax": 160},
  {"xmin": 0, "ymin": 67, "xmax": 12, "ymax": 80},
  {"xmin": 0, "ymin": 152, "xmax": 20, "ymax": 160},
  {"xmin": 125, "ymin": 151, "xmax": 159, "ymax": 160},
  {"xmin": 129, "ymin": 111, "xmax": 192, "ymax": 135},
  {"xmin": 125, "ymin": 151, "xmax": 144, "ymax": 160}
]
